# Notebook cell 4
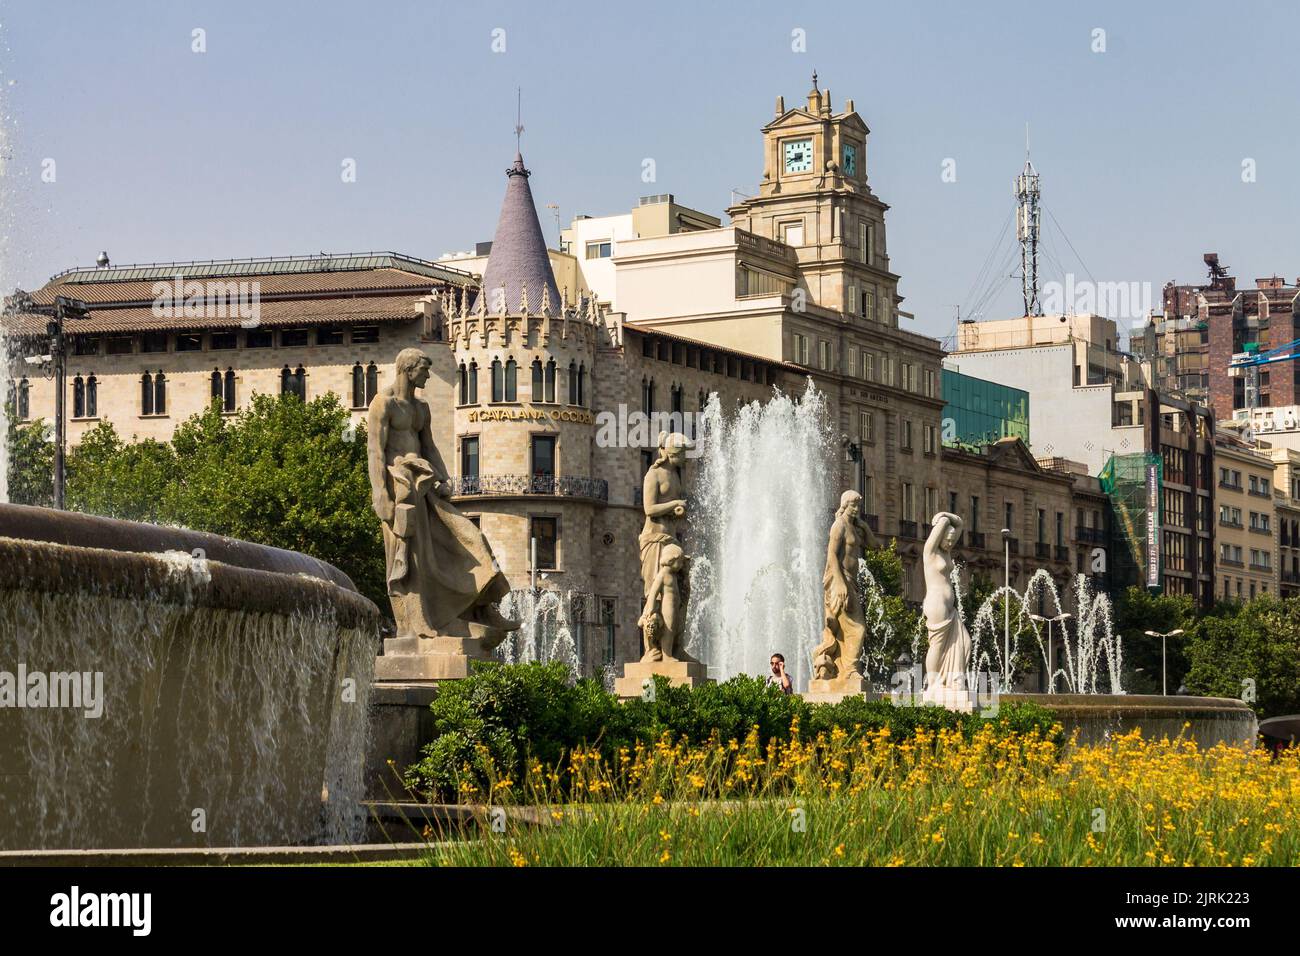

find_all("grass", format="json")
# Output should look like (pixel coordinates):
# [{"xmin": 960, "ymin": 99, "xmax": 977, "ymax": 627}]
[{"xmin": 416, "ymin": 721, "xmax": 1300, "ymax": 866}]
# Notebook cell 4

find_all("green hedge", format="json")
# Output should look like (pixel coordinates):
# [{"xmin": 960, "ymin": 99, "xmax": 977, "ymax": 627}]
[{"xmin": 402, "ymin": 662, "xmax": 1059, "ymax": 801}]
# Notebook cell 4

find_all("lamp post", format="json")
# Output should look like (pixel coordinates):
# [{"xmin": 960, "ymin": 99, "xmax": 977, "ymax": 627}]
[
  {"xmin": 1001, "ymin": 528, "xmax": 1011, "ymax": 688},
  {"xmin": 1144, "ymin": 629, "xmax": 1185, "ymax": 696},
  {"xmin": 2, "ymin": 292, "xmax": 90, "ymax": 509},
  {"xmin": 1029, "ymin": 611, "xmax": 1072, "ymax": 693}
]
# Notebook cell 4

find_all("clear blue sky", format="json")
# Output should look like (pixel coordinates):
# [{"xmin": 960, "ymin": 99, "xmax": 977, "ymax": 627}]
[{"xmin": 2, "ymin": 0, "xmax": 1297, "ymax": 341}]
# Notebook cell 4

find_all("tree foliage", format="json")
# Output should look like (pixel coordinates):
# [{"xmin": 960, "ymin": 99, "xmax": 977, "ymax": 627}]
[
  {"xmin": 1183, "ymin": 596, "xmax": 1300, "ymax": 718},
  {"xmin": 6, "ymin": 394, "xmax": 386, "ymax": 611}
]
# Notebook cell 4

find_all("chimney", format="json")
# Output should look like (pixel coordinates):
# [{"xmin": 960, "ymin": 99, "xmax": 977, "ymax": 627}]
[{"xmin": 775, "ymin": 95, "xmax": 784, "ymax": 116}]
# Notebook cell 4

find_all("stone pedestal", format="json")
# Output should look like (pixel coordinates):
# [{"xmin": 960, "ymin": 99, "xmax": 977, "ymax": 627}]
[
  {"xmin": 922, "ymin": 685, "xmax": 974, "ymax": 713},
  {"xmin": 374, "ymin": 621, "xmax": 496, "ymax": 682},
  {"xmin": 614, "ymin": 658, "xmax": 710, "ymax": 698},
  {"xmin": 805, "ymin": 674, "xmax": 870, "ymax": 704}
]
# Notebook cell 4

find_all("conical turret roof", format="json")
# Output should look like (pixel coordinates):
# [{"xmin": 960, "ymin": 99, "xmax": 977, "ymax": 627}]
[{"xmin": 477, "ymin": 152, "xmax": 560, "ymax": 314}]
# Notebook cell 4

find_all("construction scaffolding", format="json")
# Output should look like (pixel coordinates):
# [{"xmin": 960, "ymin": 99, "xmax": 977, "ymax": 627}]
[{"xmin": 1100, "ymin": 452, "xmax": 1164, "ymax": 593}]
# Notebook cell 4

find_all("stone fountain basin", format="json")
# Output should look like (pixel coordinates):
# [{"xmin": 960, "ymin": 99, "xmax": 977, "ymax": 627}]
[
  {"xmin": 999, "ymin": 693, "xmax": 1258, "ymax": 748},
  {"xmin": 0, "ymin": 503, "xmax": 380, "ymax": 851}
]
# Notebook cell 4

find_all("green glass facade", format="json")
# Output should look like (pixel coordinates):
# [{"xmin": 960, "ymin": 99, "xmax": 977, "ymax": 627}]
[{"xmin": 941, "ymin": 368, "xmax": 1030, "ymax": 450}]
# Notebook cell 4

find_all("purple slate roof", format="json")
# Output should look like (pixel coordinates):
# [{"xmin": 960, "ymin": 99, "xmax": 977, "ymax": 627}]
[{"xmin": 475, "ymin": 153, "xmax": 561, "ymax": 315}]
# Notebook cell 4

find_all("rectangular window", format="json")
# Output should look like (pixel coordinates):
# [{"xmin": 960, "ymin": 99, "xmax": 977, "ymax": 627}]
[
  {"xmin": 971, "ymin": 496, "xmax": 980, "ymax": 533},
  {"xmin": 210, "ymin": 332, "xmax": 238, "ymax": 350},
  {"xmin": 901, "ymin": 419, "xmax": 913, "ymax": 451},
  {"xmin": 923, "ymin": 422, "xmax": 936, "ymax": 454},
  {"xmin": 280, "ymin": 328, "xmax": 309, "ymax": 348},
  {"xmin": 780, "ymin": 221, "xmax": 804, "ymax": 246},
  {"xmin": 531, "ymin": 435, "xmax": 556, "ymax": 485},
  {"xmin": 141, "ymin": 332, "xmax": 168, "ymax": 353},
  {"xmin": 316, "ymin": 328, "xmax": 344, "ymax": 346},
  {"xmin": 176, "ymin": 333, "xmax": 203, "ymax": 352},
  {"xmin": 1005, "ymin": 501, "xmax": 1014, "ymax": 532},
  {"xmin": 73, "ymin": 336, "xmax": 101, "ymax": 356},
  {"xmin": 925, "ymin": 487, "xmax": 938, "ymax": 522},
  {"xmin": 924, "ymin": 367, "xmax": 936, "ymax": 398},
  {"xmin": 863, "ymin": 352, "xmax": 875, "ymax": 381},
  {"xmin": 245, "ymin": 328, "xmax": 273, "ymax": 349},
  {"xmin": 863, "ymin": 475, "xmax": 874, "ymax": 514},
  {"xmin": 585, "ymin": 240, "xmax": 612, "ymax": 259},
  {"xmin": 351, "ymin": 325, "xmax": 379, "ymax": 344},
  {"xmin": 530, "ymin": 516, "xmax": 559, "ymax": 571},
  {"xmin": 460, "ymin": 436, "xmax": 480, "ymax": 482},
  {"xmin": 818, "ymin": 340, "xmax": 831, "ymax": 370},
  {"xmin": 862, "ymin": 290, "xmax": 876, "ymax": 322},
  {"xmin": 858, "ymin": 220, "xmax": 871, "ymax": 265},
  {"xmin": 860, "ymin": 410, "xmax": 875, "ymax": 443},
  {"xmin": 901, "ymin": 482, "xmax": 915, "ymax": 522},
  {"xmin": 847, "ymin": 346, "xmax": 858, "ymax": 378},
  {"xmin": 792, "ymin": 333, "xmax": 809, "ymax": 366},
  {"xmin": 106, "ymin": 336, "xmax": 134, "ymax": 355}
]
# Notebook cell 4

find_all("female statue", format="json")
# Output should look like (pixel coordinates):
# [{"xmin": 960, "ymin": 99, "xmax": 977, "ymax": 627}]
[
  {"xmin": 638, "ymin": 431, "xmax": 696, "ymax": 663},
  {"xmin": 921, "ymin": 512, "xmax": 971, "ymax": 705},
  {"xmin": 367, "ymin": 348, "xmax": 518, "ymax": 646},
  {"xmin": 813, "ymin": 490, "xmax": 875, "ymax": 684}
]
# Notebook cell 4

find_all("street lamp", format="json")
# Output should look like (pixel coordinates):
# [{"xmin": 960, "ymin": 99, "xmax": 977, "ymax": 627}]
[
  {"xmin": 1001, "ymin": 528, "xmax": 1012, "ymax": 687},
  {"xmin": 1, "ymin": 290, "xmax": 91, "ymax": 509},
  {"xmin": 1144, "ymin": 629, "xmax": 1186, "ymax": 696},
  {"xmin": 1029, "ymin": 612, "xmax": 1072, "ymax": 693}
]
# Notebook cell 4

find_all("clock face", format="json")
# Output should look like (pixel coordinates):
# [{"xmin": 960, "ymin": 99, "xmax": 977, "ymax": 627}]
[
  {"xmin": 842, "ymin": 143, "xmax": 858, "ymax": 176},
  {"xmin": 783, "ymin": 138, "xmax": 813, "ymax": 174}
]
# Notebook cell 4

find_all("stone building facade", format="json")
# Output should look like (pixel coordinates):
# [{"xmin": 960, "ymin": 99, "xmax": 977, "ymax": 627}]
[
  {"xmin": 1214, "ymin": 437, "xmax": 1279, "ymax": 601},
  {"xmin": 5, "ymin": 78, "xmax": 1110, "ymax": 675}
]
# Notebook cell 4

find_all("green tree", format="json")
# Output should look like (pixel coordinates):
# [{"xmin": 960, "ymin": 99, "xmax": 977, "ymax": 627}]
[
  {"xmin": 1184, "ymin": 596, "xmax": 1300, "ymax": 718},
  {"xmin": 48, "ymin": 394, "xmax": 385, "ymax": 612},
  {"xmin": 66, "ymin": 421, "xmax": 177, "ymax": 522},
  {"xmin": 1112, "ymin": 586, "xmax": 1197, "ymax": 695},
  {"xmin": 4, "ymin": 409, "xmax": 54, "ymax": 507}
]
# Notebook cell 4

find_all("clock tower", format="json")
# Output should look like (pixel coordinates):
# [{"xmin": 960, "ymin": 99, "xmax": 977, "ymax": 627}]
[{"xmin": 727, "ymin": 74, "xmax": 900, "ymax": 328}]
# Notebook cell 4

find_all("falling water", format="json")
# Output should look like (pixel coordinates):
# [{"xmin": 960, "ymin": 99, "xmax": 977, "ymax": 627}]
[
  {"xmin": 496, "ymin": 587, "xmax": 592, "ymax": 674},
  {"xmin": 686, "ymin": 382, "xmax": 834, "ymax": 690},
  {"xmin": 0, "ymin": 25, "xmax": 15, "ymax": 504},
  {"xmin": 0, "ymin": 554, "xmax": 376, "ymax": 850},
  {"xmin": 965, "ymin": 569, "xmax": 1123, "ymax": 694}
]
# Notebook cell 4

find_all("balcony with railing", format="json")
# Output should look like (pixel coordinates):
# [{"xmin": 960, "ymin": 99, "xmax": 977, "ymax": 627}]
[
  {"xmin": 451, "ymin": 474, "xmax": 609, "ymax": 502},
  {"xmin": 898, "ymin": 520, "xmax": 919, "ymax": 540},
  {"xmin": 1035, "ymin": 542, "xmax": 1050, "ymax": 560}
]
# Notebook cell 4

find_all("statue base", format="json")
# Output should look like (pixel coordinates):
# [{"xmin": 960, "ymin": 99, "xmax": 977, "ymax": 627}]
[
  {"xmin": 922, "ymin": 684, "xmax": 974, "ymax": 713},
  {"xmin": 805, "ymin": 674, "xmax": 870, "ymax": 704},
  {"xmin": 613, "ymin": 658, "xmax": 710, "ymax": 699},
  {"xmin": 374, "ymin": 623, "xmax": 497, "ymax": 682}
]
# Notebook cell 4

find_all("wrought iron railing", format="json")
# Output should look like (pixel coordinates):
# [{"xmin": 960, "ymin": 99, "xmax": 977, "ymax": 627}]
[{"xmin": 451, "ymin": 474, "xmax": 609, "ymax": 502}]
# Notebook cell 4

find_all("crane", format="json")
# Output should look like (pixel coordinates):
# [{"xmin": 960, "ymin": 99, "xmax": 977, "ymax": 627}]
[{"xmin": 1229, "ymin": 335, "xmax": 1300, "ymax": 410}]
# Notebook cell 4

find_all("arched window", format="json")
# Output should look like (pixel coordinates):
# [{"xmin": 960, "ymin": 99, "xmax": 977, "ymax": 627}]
[
  {"xmin": 567, "ymin": 361, "xmax": 578, "ymax": 405},
  {"xmin": 642, "ymin": 377, "xmax": 655, "ymax": 416},
  {"xmin": 531, "ymin": 359, "xmax": 543, "ymax": 401},
  {"xmin": 504, "ymin": 358, "xmax": 518, "ymax": 402},
  {"xmin": 458, "ymin": 363, "xmax": 469, "ymax": 406},
  {"xmin": 281, "ymin": 365, "xmax": 305, "ymax": 400},
  {"xmin": 72, "ymin": 376, "xmax": 85, "ymax": 418},
  {"xmin": 154, "ymin": 372, "xmax": 167, "ymax": 415},
  {"xmin": 544, "ymin": 358, "xmax": 556, "ymax": 403},
  {"xmin": 366, "ymin": 362, "xmax": 378, "ymax": 405},
  {"xmin": 17, "ymin": 378, "xmax": 29, "ymax": 421},
  {"xmin": 671, "ymin": 384, "xmax": 684, "ymax": 416},
  {"xmin": 86, "ymin": 376, "xmax": 97, "ymax": 418},
  {"xmin": 490, "ymin": 358, "xmax": 503, "ymax": 403},
  {"xmin": 352, "ymin": 363, "xmax": 366, "ymax": 409},
  {"xmin": 468, "ymin": 361, "xmax": 479, "ymax": 404},
  {"xmin": 211, "ymin": 369, "xmax": 224, "ymax": 404},
  {"xmin": 223, "ymin": 368, "xmax": 236, "ymax": 412},
  {"xmin": 141, "ymin": 372, "xmax": 154, "ymax": 416},
  {"xmin": 577, "ymin": 363, "xmax": 586, "ymax": 408}
]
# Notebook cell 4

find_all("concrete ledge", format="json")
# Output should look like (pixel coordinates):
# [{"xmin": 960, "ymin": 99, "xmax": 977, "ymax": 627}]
[{"xmin": 0, "ymin": 843, "xmax": 433, "ymax": 867}]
